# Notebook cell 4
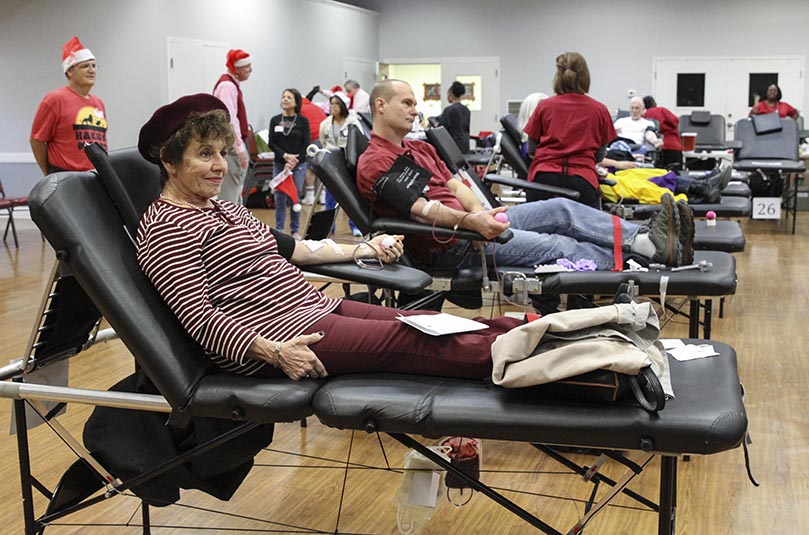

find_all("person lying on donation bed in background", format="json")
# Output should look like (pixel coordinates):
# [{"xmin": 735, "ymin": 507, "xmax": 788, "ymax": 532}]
[
  {"xmin": 136, "ymin": 93, "xmax": 527, "ymax": 381},
  {"xmin": 515, "ymin": 92, "xmax": 549, "ymax": 161},
  {"xmin": 267, "ymin": 88, "xmax": 310, "ymax": 239}
]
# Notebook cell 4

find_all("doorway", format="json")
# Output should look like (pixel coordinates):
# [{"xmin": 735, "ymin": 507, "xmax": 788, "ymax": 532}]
[
  {"xmin": 343, "ymin": 57, "xmax": 378, "ymax": 95},
  {"xmin": 653, "ymin": 56, "xmax": 804, "ymax": 139},
  {"xmin": 380, "ymin": 57, "xmax": 500, "ymax": 136},
  {"xmin": 167, "ymin": 37, "xmax": 231, "ymax": 103}
]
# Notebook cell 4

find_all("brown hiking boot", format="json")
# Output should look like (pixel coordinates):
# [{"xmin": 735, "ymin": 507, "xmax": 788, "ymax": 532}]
[
  {"xmin": 648, "ymin": 193, "xmax": 681, "ymax": 266},
  {"xmin": 676, "ymin": 200, "xmax": 695, "ymax": 266}
]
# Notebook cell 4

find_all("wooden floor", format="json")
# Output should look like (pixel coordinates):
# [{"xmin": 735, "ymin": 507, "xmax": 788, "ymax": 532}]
[{"xmin": 1, "ymin": 207, "xmax": 807, "ymax": 534}]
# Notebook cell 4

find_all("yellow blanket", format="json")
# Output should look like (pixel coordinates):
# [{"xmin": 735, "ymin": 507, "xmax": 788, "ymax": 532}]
[{"xmin": 600, "ymin": 168, "xmax": 688, "ymax": 204}]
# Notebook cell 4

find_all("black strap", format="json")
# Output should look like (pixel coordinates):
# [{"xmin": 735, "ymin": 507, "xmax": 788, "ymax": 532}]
[{"xmin": 629, "ymin": 367, "xmax": 666, "ymax": 412}]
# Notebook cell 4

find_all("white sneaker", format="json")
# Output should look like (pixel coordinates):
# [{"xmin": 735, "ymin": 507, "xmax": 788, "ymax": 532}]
[
  {"xmin": 318, "ymin": 190, "xmax": 326, "ymax": 205},
  {"xmin": 301, "ymin": 188, "xmax": 315, "ymax": 206},
  {"xmin": 292, "ymin": 232, "xmax": 303, "ymax": 241},
  {"xmin": 351, "ymin": 228, "xmax": 363, "ymax": 237}
]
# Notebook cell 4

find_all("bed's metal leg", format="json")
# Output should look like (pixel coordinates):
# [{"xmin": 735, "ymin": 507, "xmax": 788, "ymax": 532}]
[
  {"xmin": 658, "ymin": 456, "xmax": 678, "ymax": 535},
  {"xmin": 389, "ymin": 432, "xmax": 564, "ymax": 535},
  {"xmin": 719, "ymin": 297, "xmax": 725, "ymax": 318},
  {"xmin": 703, "ymin": 299, "xmax": 713, "ymax": 339},
  {"xmin": 13, "ymin": 391, "xmax": 38, "ymax": 535},
  {"xmin": 533, "ymin": 445, "xmax": 659, "ymax": 511},
  {"xmin": 688, "ymin": 299, "xmax": 700, "ymax": 339},
  {"xmin": 141, "ymin": 501, "xmax": 151, "ymax": 535}
]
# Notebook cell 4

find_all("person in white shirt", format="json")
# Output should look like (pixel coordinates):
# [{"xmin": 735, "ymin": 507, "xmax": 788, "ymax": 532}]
[
  {"xmin": 345, "ymin": 79, "xmax": 370, "ymax": 113},
  {"xmin": 613, "ymin": 97, "xmax": 662, "ymax": 148}
]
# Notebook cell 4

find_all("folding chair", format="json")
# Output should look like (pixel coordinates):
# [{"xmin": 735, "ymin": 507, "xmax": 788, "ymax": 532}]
[
  {"xmin": 243, "ymin": 124, "xmax": 275, "ymax": 207},
  {"xmin": 1, "ymin": 178, "xmax": 29, "ymax": 247}
]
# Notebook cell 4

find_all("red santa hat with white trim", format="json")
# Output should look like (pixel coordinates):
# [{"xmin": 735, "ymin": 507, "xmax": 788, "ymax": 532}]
[
  {"xmin": 62, "ymin": 36, "xmax": 95, "ymax": 73},
  {"xmin": 226, "ymin": 49, "xmax": 252, "ymax": 73}
]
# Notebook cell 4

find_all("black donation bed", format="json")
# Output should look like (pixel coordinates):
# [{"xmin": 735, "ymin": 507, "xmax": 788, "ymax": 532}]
[{"xmin": 0, "ymin": 146, "xmax": 750, "ymax": 535}]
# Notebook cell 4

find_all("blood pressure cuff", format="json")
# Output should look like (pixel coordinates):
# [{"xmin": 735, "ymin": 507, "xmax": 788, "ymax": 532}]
[{"xmin": 372, "ymin": 154, "xmax": 433, "ymax": 218}]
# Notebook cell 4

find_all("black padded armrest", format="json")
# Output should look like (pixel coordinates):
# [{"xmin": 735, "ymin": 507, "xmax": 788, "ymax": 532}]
[
  {"xmin": 371, "ymin": 217, "xmax": 513, "ymax": 244},
  {"xmin": 303, "ymin": 263, "xmax": 432, "ymax": 293},
  {"xmin": 482, "ymin": 174, "xmax": 581, "ymax": 200}
]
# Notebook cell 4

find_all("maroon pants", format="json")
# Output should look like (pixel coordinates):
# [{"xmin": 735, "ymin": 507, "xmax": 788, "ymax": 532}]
[{"xmin": 257, "ymin": 300, "xmax": 521, "ymax": 379}]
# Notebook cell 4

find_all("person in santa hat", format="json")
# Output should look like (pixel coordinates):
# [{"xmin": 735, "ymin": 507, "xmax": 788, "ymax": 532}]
[
  {"xmin": 30, "ymin": 36, "xmax": 108, "ymax": 175},
  {"xmin": 213, "ymin": 48, "xmax": 253, "ymax": 204}
]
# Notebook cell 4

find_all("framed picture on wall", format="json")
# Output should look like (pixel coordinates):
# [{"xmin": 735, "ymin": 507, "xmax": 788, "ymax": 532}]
[
  {"xmin": 423, "ymin": 83, "xmax": 441, "ymax": 101},
  {"xmin": 461, "ymin": 82, "xmax": 475, "ymax": 101}
]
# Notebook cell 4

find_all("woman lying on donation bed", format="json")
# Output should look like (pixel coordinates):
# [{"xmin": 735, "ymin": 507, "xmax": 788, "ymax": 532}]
[{"xmin": 136, "ymin": 93, "xmax": 522, "ymax": 382}]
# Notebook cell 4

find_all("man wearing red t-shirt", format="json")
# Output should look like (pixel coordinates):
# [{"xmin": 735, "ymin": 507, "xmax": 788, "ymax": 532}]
[
  {"xmin": 356, "ymin": 80, "xmax": 688, "ymax": 272},
  {"xmin": 30, "ymin": 36, "xmax": 107, "ymax": 175}
]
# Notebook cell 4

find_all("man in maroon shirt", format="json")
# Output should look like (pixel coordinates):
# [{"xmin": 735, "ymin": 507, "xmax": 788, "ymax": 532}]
[{"xmin": 356, "ymin": 80, "xmax": 687, "ymax": 272}]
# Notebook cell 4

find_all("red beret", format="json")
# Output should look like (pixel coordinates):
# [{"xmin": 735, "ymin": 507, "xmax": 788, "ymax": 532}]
[{"xmin": 138, "ymin": 93, "xmax": 229, "ymax": 164}]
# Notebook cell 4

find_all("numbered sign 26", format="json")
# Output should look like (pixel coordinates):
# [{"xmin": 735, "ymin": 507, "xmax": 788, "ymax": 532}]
[{"xmin": 752, "ymin": 197, "xmax": 781, "ymax": 220}]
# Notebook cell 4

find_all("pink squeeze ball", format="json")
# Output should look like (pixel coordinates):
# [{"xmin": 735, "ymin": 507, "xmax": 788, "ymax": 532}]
[
  {"xmin": 706, "ymin": 210, "xmax": 716, "ymax": 220},
  {"xmin": 494, "ymin": 212, "xmax": 509, "ymax": 223},
  {"xmin": 381, "ymin": 236, "xmax": 397, "ymax": 249}
]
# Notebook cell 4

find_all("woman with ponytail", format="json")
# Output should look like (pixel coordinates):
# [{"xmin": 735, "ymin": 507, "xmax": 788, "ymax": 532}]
[{"xmin": 522, "ymin": 52, "xmax": 615, "ymax": 208}]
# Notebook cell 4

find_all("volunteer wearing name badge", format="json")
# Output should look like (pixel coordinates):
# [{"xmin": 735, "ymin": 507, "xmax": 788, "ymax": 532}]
[
  {"xmin": 136, "ymin": 93, "xmax": 524, "ymax": 381},
  {"xmin": 30, "ymin": 36, "xmax": 108, "ymax": 175},
  {"xmin": 268, "ymin": 88, "xmax": 310, "ymax": 240}
]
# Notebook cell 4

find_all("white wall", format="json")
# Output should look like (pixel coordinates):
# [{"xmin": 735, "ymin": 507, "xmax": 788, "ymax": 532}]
[
  {"xmin": 0, "ymin": 0, "xmax": 378, "ymax": 195},
  {"xmin": 364, "ymin": 0, "xmax": 808, "ymax": 117}
]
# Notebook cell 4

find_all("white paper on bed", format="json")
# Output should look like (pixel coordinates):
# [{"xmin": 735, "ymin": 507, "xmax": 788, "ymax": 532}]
[{"xmin": 396, "ymin": 313, "xmax": 489, "ymax": 336}]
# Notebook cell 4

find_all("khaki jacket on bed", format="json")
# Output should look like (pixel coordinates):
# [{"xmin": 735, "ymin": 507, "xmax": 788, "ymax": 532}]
[{"xmin": 490, "ymin": 302, "xmax": 667, "ymax": 389}]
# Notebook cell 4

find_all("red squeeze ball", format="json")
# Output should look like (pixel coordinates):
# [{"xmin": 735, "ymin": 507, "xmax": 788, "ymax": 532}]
[
  {"xmin": 706, "ymin": 210, "xmax": 716, "ymax": 220},
  {"xmin": 494, "ymin": 212, "xmax": 509, "ymax": 223}
]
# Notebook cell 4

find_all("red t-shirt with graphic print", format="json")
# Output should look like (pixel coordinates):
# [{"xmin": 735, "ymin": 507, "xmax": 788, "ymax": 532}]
[{"xmin": 31, "ymin": 86, "xmax": 108, "ymax": 171}]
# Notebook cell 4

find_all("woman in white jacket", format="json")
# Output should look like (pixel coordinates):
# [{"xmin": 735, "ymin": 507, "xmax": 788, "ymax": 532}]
[{"xmin": 319, "ymin": 93, "xmax": 364, "ymax": 236}]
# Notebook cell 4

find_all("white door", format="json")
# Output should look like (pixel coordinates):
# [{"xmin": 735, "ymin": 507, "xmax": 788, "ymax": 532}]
[
  {"xmin": 343, "ymin": 57, "xmax": 378, "ymax": 95},
  {"xmin": 440, "ymin": 58, "xmax": 500, "ymax": 136},
  {"xmin": 653, "ymin": 56, "xmax": 804, "ymax": 139},
  {"xmin": 167, "ymin": 37, "xmax": 231, "ymax": 103}
]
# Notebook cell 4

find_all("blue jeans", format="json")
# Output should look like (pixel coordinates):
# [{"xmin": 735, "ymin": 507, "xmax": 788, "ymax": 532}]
[
  {"xmin": 273, "ymin": 161, "xmax": 307, "ymax": 234},
  {"xmin": 435, "ymin": 198, "xmax": 643, "ymax": 271}
]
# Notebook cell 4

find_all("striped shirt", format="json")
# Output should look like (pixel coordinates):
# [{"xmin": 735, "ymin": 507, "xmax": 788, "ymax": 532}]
[{"xmin": 136, "ymin": 198, "xmax": 340, "ymax": 375}]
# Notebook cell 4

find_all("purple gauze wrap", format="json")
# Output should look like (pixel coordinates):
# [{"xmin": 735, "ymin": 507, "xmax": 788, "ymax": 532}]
[{"xmin": 556, "ymin": 258, "xmax": 597, "ymax": 271}]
